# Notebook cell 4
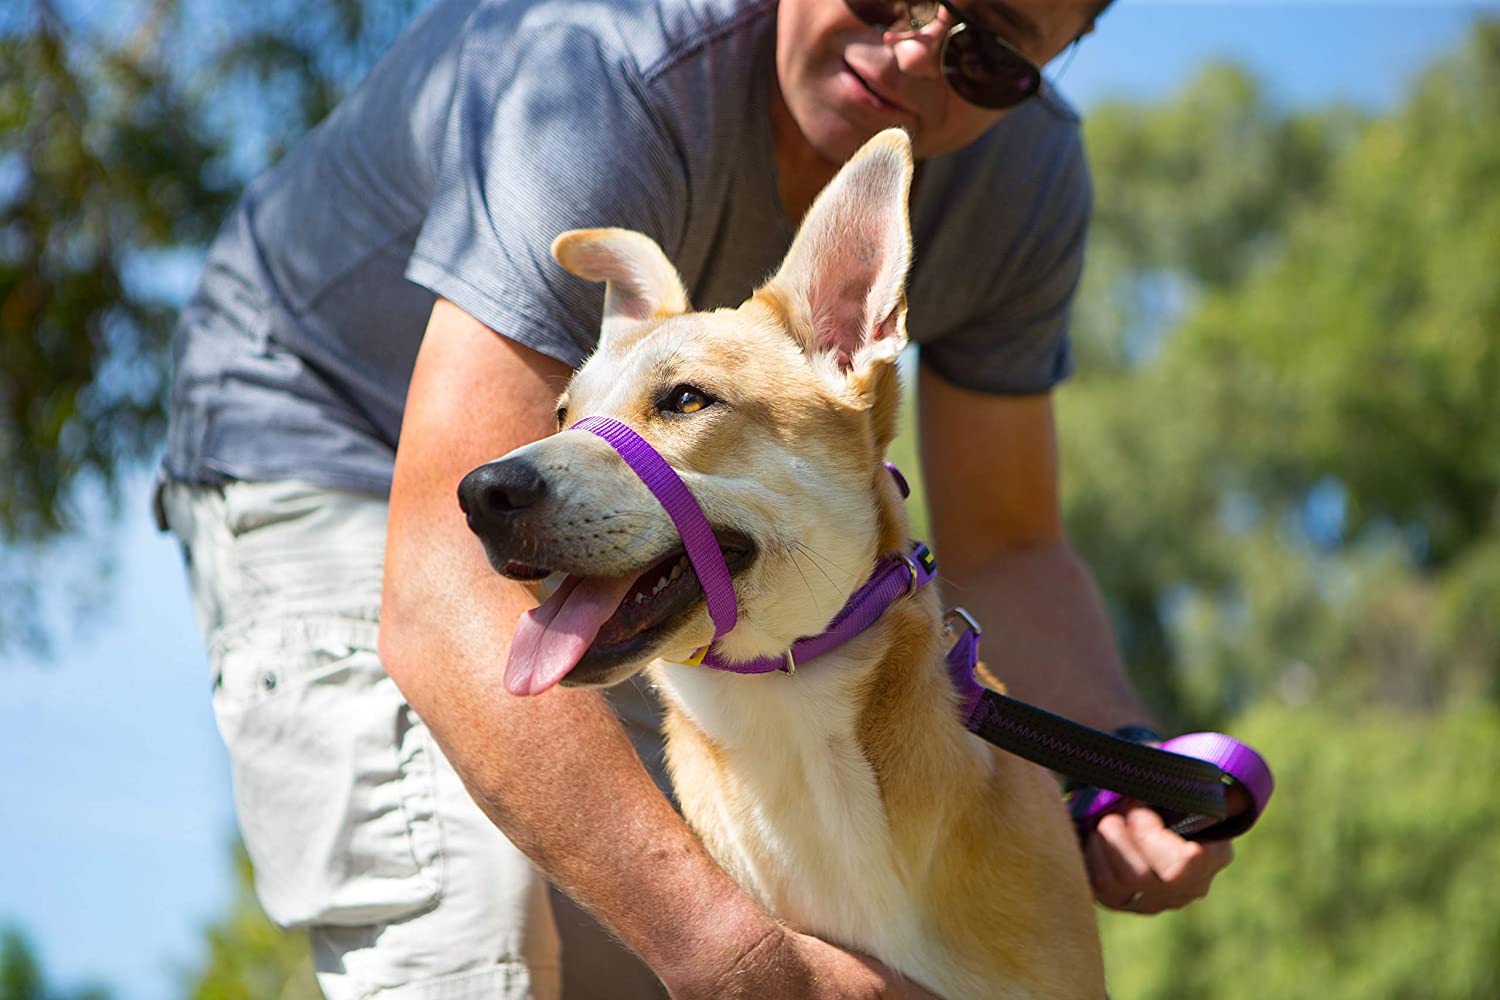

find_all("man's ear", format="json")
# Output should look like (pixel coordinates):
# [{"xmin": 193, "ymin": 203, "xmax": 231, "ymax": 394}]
[
  {"xmin": 760, "ymin": 128, "xmax": 913, "ymax": 387},
  {"xmin": 552, "ymin": 228, "xmax": 691, "ymax": 346}
]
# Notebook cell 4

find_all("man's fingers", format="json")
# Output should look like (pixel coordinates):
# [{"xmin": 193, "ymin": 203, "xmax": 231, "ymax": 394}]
[
  {"xmin": 1086, "ymin": 804, "xmax": 1240, "ymax": 913},
  {"xmin": 1126, "ymin": 806, "xmax": 1235, "ymax": 904},
  {"xmin": 1198, "ymin": 837, "xmax": 1235, "ymax": 877},
  {"xmin": 1127, "ymin": 806, "xmax": 1208, "ymax": 883},
  {"xmin": 1086, "ymin": 817, "xmax": 1159, "ymax": 910},
  {"xmin": 1083, "ymin": 828, "xmax": 1126, "ymax": 903},
  {"xmin": 1096, "ymin": 811, "xmax": 1156, "ymax": 886}
]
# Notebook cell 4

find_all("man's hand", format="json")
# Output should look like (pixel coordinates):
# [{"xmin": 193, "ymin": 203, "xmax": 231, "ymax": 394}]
[
  {"xmin": 676, "ymin": 925, "xmax": 937, "ymax": 1000},
  {"xmin": 1084, "ymin": 804, "xmax": 1235, "ymax": 914}
]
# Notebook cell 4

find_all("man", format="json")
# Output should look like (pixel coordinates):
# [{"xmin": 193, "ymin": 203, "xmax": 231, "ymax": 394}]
[{"xmin": 158, "ymin": 0, "xmax": 1233, "ymax": 996}]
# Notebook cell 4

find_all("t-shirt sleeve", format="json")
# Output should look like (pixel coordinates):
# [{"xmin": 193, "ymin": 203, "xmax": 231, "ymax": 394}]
[
  {"xmin": 406, "ymin": 16, "xmax": 686, "ymax": 367},
  {"xmin": 918, "ymin": 127, "xmax": 1092, "ymax": 396}
]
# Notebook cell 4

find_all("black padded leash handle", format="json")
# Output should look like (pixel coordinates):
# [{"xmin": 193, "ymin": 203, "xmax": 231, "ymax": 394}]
[{"xmin": 967, "ymin": 689, "xmax": 1230, "ymax": 821}]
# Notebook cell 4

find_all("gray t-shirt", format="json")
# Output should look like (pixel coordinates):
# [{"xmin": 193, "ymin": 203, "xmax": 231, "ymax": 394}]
[{"xmin": 163, "ymin": 0, "xmax": 1091, "ymax": 497}]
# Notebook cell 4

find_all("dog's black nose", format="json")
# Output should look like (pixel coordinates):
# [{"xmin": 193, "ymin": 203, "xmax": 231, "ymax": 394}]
[{"xmin": 458, "ymin": 460, "xmax": 547, "ymax": 519}]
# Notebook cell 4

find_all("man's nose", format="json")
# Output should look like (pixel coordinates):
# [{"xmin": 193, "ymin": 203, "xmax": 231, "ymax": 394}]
[
  {"xmin": 888, "ymin": 11, "xmax": 948, "ymax": 79},
  {"xmin": 890, "ymin": 18, "xmax": 947, "ymax": 79}
]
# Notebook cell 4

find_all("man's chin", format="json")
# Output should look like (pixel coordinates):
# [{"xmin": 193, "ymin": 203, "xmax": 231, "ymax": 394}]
[{"xmin": 803, "ymin": 93, "xmax": 935, "ymax": 164}]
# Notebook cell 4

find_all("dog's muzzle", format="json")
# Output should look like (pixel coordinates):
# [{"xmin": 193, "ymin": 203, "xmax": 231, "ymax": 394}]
[{"xmin": 564, "ymin": 416, "xmax": 738, "ymax": 639}]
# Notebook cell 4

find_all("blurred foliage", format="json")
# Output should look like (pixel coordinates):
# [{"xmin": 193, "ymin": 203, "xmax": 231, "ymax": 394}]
[
  {"xmin": 0, "ymin": 0, "xmax": 418, "ymax": 655},
  {"xmin": 1, "ymin": 0, "xmax": 227, "ymax": 542},
  {"xmin": 179, "ymin": 844, "xmax": 320, "ymax": 1000},
  {"xmin": 1100, "ymin": 704, "xmax": 1500, "ymax": 999},
  {"xmin": 1058, "ymin": 21, "xmax": 1500, "ymax": 730},
  {"xmin": 0, "ymin": 929, "xmax": 109, "ymax": 1000},
  {"xmin": 0, "ymin": 0, "xmax": 228, "ymax": 654},
  {"xmin": 1069, "ymin": 63, "xmax": 1367, "ymax": 375}
]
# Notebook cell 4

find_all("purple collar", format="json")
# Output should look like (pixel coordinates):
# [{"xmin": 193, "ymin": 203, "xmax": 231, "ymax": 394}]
[
  {"xmin": 693, "ymin": 542, "xmax": 936, "ymax": 674},
  {"xmin": 570, "ymin": 415, "xmax": 931, "ymax": 674}
]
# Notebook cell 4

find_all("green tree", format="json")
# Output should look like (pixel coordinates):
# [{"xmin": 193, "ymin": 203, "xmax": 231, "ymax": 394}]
[
  {"xmin": 0, "ymin": 0, "xmax": 229, "ymax": 654},
  {"xmin": 0, "ymin": 928, "xmax": 110, "ymax": 1000},
  {"xmin": 1071, "ymin": 63, "xmax": 1364, "ymax": 375},
  {"xmin": 1099, "ymin": 704, "xmax": 1500, "ymax": 999},
  {"xmin": 1058, "ymin": 21, "xmax": 1500, "ymax": 726},
  {"xmin": 0, "ymin": 0, "xmax": 422, "ymax": 655},
  {"xmin": 179, "ymin": 844, "xmax": 320, "ymax": 1000}
]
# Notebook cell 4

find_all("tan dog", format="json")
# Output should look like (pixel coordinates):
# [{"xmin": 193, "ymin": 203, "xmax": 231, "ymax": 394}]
[{"xmin": 459, "ymin": 129, "xmax": 1104, "ymax": 998}]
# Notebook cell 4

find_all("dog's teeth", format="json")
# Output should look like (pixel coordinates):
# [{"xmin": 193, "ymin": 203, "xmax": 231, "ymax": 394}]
[
  {"xmin": 635, "ymin": 593, "xmax": 645, "ymax": 605},
  {"xmin": 670, "ymin": 564, "xmax": 682, "ymax": 580},
  {"xmin": 653, "ymin": 576, "xmax": 668, "ymax": 594}
]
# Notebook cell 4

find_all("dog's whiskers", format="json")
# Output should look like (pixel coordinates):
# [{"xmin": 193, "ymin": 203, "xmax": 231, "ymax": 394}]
[
  {"xmin": 792, "ymin": 541, "xmax": 848, "ymax": 591},
  {"xmin": 788, "ymin": 551, "xmax": 816, "ymax": 601}
]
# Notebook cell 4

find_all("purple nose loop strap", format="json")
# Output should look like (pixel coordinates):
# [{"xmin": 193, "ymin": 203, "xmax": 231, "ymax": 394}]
[{"xmin": 569, "ymin": 416, "xmax": 738, "ymax": 639}]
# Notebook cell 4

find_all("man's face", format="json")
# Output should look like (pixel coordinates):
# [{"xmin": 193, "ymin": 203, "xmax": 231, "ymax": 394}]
[{"xmin": 776, "ymin": 0, "xmax": 1097, "ymax": 162}]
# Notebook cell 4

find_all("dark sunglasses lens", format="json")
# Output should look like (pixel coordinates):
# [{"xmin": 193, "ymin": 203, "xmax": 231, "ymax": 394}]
[
  {"xmin": 942, "ymin": 24, "xmax": 1042, "ymax": 109},
  {"xmin": 843, "ymin": 0, "xmax": 939, "ymax": 31}
]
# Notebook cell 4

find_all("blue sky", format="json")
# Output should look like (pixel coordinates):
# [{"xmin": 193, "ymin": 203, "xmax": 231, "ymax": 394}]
[{"xmin": 3, "ymin": 3, "xmax": 1497, "ymax": 997}]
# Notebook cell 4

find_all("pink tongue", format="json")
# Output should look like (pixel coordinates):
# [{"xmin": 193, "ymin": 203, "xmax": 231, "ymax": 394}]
[{"xmin": 505, "ymin": 573, "xmax": 638, "ymax": 696}]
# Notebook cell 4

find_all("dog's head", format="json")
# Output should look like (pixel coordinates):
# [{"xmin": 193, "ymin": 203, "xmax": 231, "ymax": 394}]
[{"xmin": 460, "ymin": 129, "xmax": 915, "ymax": 695}]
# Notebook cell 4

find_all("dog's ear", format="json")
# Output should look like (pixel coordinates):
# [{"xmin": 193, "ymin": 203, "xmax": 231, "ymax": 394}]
[
  {"xmin": 761, "ymin": 129, "xmax": 913, "ymax": 389},
  {"xmin": 552, "ymin": 228, "xmax": 691, "ymax": 346}
]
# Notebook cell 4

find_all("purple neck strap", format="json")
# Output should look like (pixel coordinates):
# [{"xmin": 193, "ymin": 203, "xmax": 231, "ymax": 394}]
[{"xmin": 698, "ymin": 542, "xmax": 935, "ymax": 674}]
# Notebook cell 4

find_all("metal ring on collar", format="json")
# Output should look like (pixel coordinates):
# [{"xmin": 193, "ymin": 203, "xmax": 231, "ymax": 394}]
[{"xmin": 900, "ymin": 553, "xmax": 921, "ymax": 598}]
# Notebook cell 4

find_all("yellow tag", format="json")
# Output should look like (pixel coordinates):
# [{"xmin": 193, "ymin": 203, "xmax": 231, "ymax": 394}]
[{"xmin": 664, "ymin": 645, "xmax": 709, "ymax": 667}]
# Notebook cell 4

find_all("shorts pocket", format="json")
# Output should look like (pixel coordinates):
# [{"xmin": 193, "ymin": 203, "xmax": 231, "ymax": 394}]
[{"xmin": 211, "ymin": 614, "xmax": 443, "ymax": 929}]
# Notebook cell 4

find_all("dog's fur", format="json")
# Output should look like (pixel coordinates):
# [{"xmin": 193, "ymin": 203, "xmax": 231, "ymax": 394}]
[{"xmin": 464, "ymin": 130, "xmax": 1104, "ymax": 998}]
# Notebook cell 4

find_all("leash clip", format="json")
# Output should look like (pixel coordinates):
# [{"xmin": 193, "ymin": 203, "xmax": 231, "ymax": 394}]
[{"xmin": 943, "ymin": 606, "xmax": 983, "ymax": 642}]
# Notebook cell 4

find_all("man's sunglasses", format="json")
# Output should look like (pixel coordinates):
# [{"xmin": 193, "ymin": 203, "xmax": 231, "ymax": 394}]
[{"xmin": 841, "ymin": 0, "xmax": 1043, "ymax": 110}]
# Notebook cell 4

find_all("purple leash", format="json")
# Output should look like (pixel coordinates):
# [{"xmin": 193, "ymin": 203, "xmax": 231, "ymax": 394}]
[
  {"xmin": 945, "ymin": 613, "xmax": 1274, "ymax": 841},
  {"xmin": 570, "ymin": 416, "xmax": 1273, "ymax": 840}
]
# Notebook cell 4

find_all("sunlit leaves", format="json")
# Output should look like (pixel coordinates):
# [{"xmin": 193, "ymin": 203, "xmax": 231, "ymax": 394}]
[{"xmin": 1063, "ymin": 21, "xmax": 1500, "ymax": 727}]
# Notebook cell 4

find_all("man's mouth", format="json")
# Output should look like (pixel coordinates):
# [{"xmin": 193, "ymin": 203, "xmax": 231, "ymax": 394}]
[
  {"xmin": 499, "ymin": 531, "xmax": 757, "ymax": 695},
  {"xmin": 842, "ymin": 60, "xmax": 912, "ymax": 115}
]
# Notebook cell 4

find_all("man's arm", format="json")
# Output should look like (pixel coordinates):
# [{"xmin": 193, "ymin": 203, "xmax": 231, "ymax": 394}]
[
  {"xmin": 917, "ymin": 362, "xmax": 1232, "ymax": 913},
  {"xmin": 380, "ymin": 299, "xmax": 932, "ymax": 997}
]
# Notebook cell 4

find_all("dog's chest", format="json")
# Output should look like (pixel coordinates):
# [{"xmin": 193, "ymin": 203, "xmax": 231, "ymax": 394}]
[{"xmin": 655, "ymin": 663, "xmax": 943, "ymax": 966}]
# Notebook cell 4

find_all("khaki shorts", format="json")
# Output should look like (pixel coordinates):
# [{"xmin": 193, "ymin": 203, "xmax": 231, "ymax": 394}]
[{"xmin": 159, "ymin": 477, "xmax": 669, "ymax": 1000}]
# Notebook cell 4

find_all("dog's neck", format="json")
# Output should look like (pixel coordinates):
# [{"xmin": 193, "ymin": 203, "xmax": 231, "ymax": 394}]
[{"xmin": 650, "ymin": 583, "xmax": 988, "ymax": 957}]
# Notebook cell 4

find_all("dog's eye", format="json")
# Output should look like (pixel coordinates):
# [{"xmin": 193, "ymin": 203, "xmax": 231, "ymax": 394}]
[{"xmin": 661, "ymin": 385, "xmax": 714, "ymax": 416}]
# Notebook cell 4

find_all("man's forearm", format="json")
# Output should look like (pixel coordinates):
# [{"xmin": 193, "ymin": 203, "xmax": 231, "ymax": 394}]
[
  {"xmin": 380, "ymin": 580, "xmax": 775, "ymax": 991},
  {"xmin": 940, "ymin": 542, "xmax": 1154, "ymax": 732}
]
